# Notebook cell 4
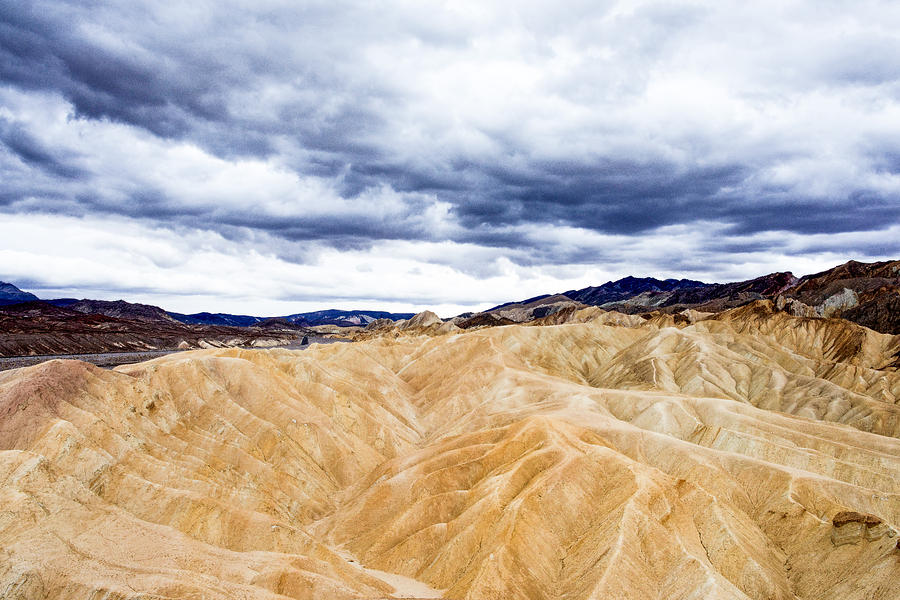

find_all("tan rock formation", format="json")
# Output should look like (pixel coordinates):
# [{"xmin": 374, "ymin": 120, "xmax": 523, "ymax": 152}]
[
  {"xmin": 364, "ymin": 318, "xmax": 395, "ymax": 331},
  {"xmin": 400, "ymin": 311, "xmax": 443, "ymax": 330},
  {"xmin": 1, "ymin": 306, "xmax": 899, "ymax": 599}
]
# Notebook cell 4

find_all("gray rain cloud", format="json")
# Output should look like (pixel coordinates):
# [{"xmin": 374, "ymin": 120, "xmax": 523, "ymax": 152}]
[{"xmin": 1, "ymin": 0, "xmax": 899, "ymax": 310}]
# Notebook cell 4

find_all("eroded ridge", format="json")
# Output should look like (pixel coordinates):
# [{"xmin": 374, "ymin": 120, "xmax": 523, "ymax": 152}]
[{"xmin": 1, "ymin": 307, "xmax": 898, "ymax": 599}]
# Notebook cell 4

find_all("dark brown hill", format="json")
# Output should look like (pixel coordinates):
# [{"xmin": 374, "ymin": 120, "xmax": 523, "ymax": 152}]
[
  {"xmin": 471, "ymin": 259, "xmax": 900, "ymax": 335},
  {"xmin": 790, "ymin": 259, "xmax": 900, "ymax": 303},
  {"xmin": 622, "ymin": 271, "xmax": 798, "ymax": 313},
  {"xmin": 780, "ymin": 260, "xmax": 900, "ymax": 334},
  {"xmin": 51, "ymin": 298, "xmax": 178, "ymax": 323},
  {"xmin": 0, "ymin": 301, "xmax": 294, "ymax": 356}
]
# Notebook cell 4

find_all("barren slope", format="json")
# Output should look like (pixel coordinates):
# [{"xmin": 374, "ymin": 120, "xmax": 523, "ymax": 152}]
[
  {"xmin": 0, "ymin": 301, "xmax": 297, "ymax": 357},
  {"xmin": 1, "ymin": 307, "xmax": 898, "ymax": 599}
]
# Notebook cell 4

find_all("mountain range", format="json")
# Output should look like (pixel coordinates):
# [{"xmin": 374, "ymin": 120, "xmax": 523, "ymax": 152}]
[
  {"xmin": 166, "ymin": 309, "xmax": 416, "ymax": 328},
  {"xmin": 486, "ymin": 259, "xmax": 900, "ymax": 335},
  {"xmin": 0, "ymin": 300, "xmax": 297, "ymax": 358},
  {"xmin": 0, "ymin": 281, "xmax": 39, "ymax": 305},
  {"xmin": 2, "ymin": 293, "xmax": 897, "ymax": 599},
  {"xmin": 1, "ymin": 258, "xmax": 898, "ymax": 349},
  {"xmin": 0, "ymin": 282, "xmax": 414, "ymax": 329}
]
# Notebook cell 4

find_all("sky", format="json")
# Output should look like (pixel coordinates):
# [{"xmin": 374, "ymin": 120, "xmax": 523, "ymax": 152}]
[{"xmin": 1, "ymin": 0, "xmax": 899, "ymax": 316}]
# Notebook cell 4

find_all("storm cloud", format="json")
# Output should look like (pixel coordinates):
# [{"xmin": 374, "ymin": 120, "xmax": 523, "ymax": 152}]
[{"xmin": 1, "ymin": 0, "xmax": 899, "ymax": 312}]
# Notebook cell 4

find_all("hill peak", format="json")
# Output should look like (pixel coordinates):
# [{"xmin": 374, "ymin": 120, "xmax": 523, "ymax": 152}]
[{"xmin": 0, "ymin": 281, "xmax": 40, "ymax": 306}]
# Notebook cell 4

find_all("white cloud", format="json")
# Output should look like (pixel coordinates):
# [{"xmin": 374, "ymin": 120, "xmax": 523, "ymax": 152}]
[{"xmin": 3, "ymin": 213, "xmax": 896, "ymax": 316}]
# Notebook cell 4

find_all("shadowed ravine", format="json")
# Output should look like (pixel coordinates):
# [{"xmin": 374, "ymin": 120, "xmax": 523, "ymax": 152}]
[{"xmin": 1, "ymin": 304, "xmax": 898, "ymax": 599}]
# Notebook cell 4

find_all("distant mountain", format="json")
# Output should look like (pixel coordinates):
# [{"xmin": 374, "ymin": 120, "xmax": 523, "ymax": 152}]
[
  {"xmin": 607, "ymin": 272, "xmax": 798, "ymax": 313},
  {"xmin": 255, "ymin": 317, "xmax": 310, "ymax": 330},
  {"xmin": 168, "ymin": 311, "xmax": 265, "ymax": 327},
  {"xmin": 48, "ymin": 298, "xmax": 179, "ymax": 323},
  {"xmin": 487, "ymin": 294, "xmax": 554, "ymax": 312},
  {"xmin": 6, "ymin": 259, "xmax": 897, "ymax": 341},
  {"xmin": 0, "ymin": 279, "xmax": 415, "ymax": 329},
  {"xmin": 0, "ymin": 300, "xmax": 83, "ymax": 319},
  {"xmin": 482, "ymin": 294, "xmax": 580, "ymax": 324},
  {"xmin": 0, "ymin": 281, "xmax": 39, "ymax": 306},
  {"xmin": 169, "ymin": 309, "xmax": 414, "ymax": 328},
  {"xmin": 787, "ymin": 259, "xmax": 899, "ymax": 306},
  {"xmin": 0, "ymin": 301, "xmax": 295, "ymax": 356},
  {"xmin": 280, "ymin": 309, "xmax": 415, "ymax": 327},
  {"xmin": 563, "ymin": 276, "xmax": 710, "ymax": 306},
  {"xmin": 485, "ymin": 277, "xmax": 710, "ymax": 315},
  {"xmin": 783, "ymin": 259, "xmax": 900, "ymax": 333},
  {"xmin": 484, "ymin": 260, "xmax": 900, "ymax": 335}
]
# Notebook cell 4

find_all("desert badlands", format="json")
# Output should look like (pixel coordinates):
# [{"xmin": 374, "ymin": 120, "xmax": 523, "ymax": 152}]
[{"xmin": 1, "ymin": 301, "xmax": 898, "ymax": 599}]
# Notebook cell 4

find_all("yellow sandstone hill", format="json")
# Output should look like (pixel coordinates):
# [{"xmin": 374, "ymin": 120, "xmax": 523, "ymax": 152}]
[{"xmin": 1, "ymin": 302, "xmax": 898, "ymax": 599}]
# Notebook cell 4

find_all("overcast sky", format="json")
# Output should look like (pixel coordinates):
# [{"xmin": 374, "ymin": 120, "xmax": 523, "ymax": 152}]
[{"xmin": 2, "ymin": 1, "xmax": 899, "ymax": 316}]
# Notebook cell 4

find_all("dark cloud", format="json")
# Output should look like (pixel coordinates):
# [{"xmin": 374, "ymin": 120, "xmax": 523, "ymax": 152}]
[
  {"xmin": 449, "ymin": 160, "xmax": 752, "ymax": 234},
  {"xmin": 719, "ymin": 194, "xmax": 900, "ymax": 236},
  {"xmin": 0, "ymin": 118, "xmax": 84, "ymax": 178},
  {"xmin": 1, "ymin": 4, "xmax": 211, "ymax": 138},
  {"xmin": 0, "ymin": 2, "xmax": 392, "ymax": 153}
]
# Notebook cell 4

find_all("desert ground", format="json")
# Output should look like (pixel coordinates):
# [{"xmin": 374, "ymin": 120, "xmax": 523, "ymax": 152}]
[{"xmin": 1, "ymin": 301, "xmax": 898, "ymax": 599}]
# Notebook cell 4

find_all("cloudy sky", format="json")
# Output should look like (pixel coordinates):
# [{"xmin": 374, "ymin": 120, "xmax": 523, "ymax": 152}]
[{"xmin": 2, "ymin": 0, "xmax": 899, "ymax": 316}]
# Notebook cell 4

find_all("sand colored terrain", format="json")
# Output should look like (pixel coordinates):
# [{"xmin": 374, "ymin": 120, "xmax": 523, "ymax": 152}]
[{"xmin": 1, "ymin": 302, "xmax": 899, "ymax": 599}]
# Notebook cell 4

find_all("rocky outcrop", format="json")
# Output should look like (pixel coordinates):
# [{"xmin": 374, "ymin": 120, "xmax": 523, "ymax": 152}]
[
  {"xmin": 435, "ymin": 320, "xmax": 460, "ymax": 334},
  {"xmin": 356, "ymin": 312, "xmax": 461, "ymax": 340},
  {"xmin": 843, "ymin": 290, "xmax": 900, "ymax": 335},
  {"xmin": 819, "ymin": 287, "xmax": 859, "ymax": 317},
  {"xmin": 400, "ymin": 310, "xmax": 443, "ymax": 330},
  {"xmin": 831, "ymin": 512, "xmax": 896, "ymax": 547},
  {"xmin": 457, "ymin": 312, "xmax": 517, "ymax": 329},
  {"xmin": 364, "ymin": 318, "xmax": 395, "ymax": 331},
  {"xmin": 773, "ymin": 286, "xmax": 862, "ymax": 321},
  {"xmin": 775, "ymin": 294, "xmax": 818, "ymax": 317},
  {"xmin": 494, "ymin": 300, "xmax": 584, "ymax": 323},
  {"xmin": 779, "ymin": 260, "xmax": 900, "ymax": 333}
]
